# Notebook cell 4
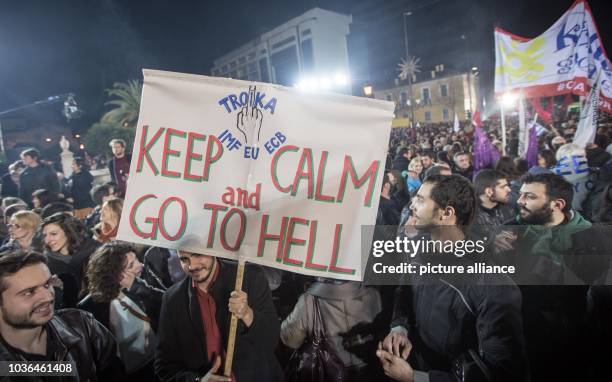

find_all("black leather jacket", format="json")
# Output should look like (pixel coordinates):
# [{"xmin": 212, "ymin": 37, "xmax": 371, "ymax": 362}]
[{"xmin": 0, "ymin": 309, "xmax": 124, "ymax": 381}]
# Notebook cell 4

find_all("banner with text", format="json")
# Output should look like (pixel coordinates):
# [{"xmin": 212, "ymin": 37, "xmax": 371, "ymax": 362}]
[
  {"xmin": 494, "ymin": 0, "xmax": 612, "ymax": 113},
  {"xmin": 116, "ymin": 69, "xmax": 394, "ymax": 281}
]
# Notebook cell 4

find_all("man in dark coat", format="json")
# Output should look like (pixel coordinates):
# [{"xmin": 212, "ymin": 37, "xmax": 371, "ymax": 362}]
[
  {"xmin": 154, "ymin": 251, "xmax": 283, "ymax": 382},
  {"xmin": 18, "ymin": 148, "xmax": 59, "ymax": 207},
  {"xmin": 471, "ymin": 169, "xmax": 516, "ymax": 246},
  {"xmin": 380, "ymin": 175, "xmax": 528, "ymax": 382},
  {"xmin": 107, "ymin": 139, "xmax": 132, "ymax": 196},
  {"xmin": 451, "ymin": 151, "xmax": 474, "ymax": 180},
  {"xmin": 1, "ymin": 160, "xmax": 25, "ymax": 198},
  {"xmin": 494, "ymin": 173, "xmax": 612, "ymax": 382}
]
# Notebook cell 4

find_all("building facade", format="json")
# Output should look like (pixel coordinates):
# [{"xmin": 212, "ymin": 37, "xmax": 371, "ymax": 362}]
[
  {"xmin": 211, "ymin": 8, "xmax": 352, "ymax": 93},
  {"xmin": 374, "ymin": 69, "xmax": 480, "ymax": 124}
]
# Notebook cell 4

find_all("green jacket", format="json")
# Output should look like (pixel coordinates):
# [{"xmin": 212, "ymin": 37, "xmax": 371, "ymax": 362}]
[{"xmin": 522, "ymin": 210, "xmax": 592, "ymax": 265}]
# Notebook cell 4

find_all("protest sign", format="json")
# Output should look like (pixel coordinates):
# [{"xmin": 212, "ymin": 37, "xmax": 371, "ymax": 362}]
[
  {"xmin": 117, "ymin": 69, "xmax": 394, "ymax": 281},
  {"xmin": 494, "ymin": 0, "xmax": 612, "ymax": 113}
]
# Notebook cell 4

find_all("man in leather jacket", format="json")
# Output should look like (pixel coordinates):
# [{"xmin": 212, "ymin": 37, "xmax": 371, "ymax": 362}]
[{"xmin": 0, "ymin": 250, "xmax": 123, "ymax": 381}]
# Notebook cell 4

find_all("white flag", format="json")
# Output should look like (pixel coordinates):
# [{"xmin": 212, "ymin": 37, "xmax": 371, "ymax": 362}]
[
  {"xmin": 494, "ymin": 0, "xmax": 612, "ymax": 114},
  {"xmin": 573, "ymin": 79, "xmax": 600, "ymax": 148},
  {"xmin": 518, "ymin": 94, "xmax": 528, "ymax": 157},
  {"xmin": 453, "ymin": 113, "xmax": 460, "ymax": 133}
]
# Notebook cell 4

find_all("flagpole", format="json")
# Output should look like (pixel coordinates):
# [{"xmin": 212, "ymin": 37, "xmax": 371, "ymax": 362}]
[{"xmin": 500, "ymin": 106, "xmax": 507, "ymax": 155}]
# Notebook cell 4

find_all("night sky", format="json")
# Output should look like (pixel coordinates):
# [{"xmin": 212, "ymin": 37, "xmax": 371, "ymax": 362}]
[{"xmin": 0, "ymin": 0, "xmax": 610, "ymax": 131}]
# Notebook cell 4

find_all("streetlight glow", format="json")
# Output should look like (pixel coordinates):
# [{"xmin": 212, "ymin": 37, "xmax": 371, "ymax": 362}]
[
  {"xmin": 501, "ymin": 92, "xmax": 518, "ymax": 108},
  {"xmin": 295, "ymin": 72, "xmax": 349, "ymax": 92}
]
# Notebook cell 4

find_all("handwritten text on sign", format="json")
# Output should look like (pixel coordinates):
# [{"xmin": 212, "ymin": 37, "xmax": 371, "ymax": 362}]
[{"xmin": 117, "ymin": 70, "xmax": 394, "ymax": 281}]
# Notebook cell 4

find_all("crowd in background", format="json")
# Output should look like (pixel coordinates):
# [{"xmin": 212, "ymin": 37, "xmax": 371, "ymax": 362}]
[{"xmin": 0, "ymin": 108, "xmax": 611, "ymax": 382}]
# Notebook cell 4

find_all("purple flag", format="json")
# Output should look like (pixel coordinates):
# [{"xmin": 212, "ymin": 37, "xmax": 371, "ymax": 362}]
[
  {"xmin": 473, "ymin": 126, "xmax": 500, "ymax": 172},
  {"xmin": 526, "ymin": 124, "xmax": 539, "ymax": 168}
]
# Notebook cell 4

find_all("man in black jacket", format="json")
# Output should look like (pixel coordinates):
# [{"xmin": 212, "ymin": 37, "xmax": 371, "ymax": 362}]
[
  {"xmin": 0, "ymin": 250, "xmax": 122, "ymax": 380},
  {"xmin": 451, "ymin": 152, "xmax": 473, "ymax": 180},
  {"xmin": 471, "ymin": 169, "xmax": 516, "ymax": 246},
  {"xmin": 379, "ymin": 175, "xmax": 528, "ymax": 382},
  {"xmin": 18, "ymin": 148, "xmax": 59, "ymax": 207},
  {"xmin": 154, "ymin": 250, "xmax": 282, "ymax": 382}
]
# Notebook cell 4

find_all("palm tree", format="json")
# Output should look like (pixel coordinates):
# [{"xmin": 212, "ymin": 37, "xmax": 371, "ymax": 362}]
[
  {"xmin": 397, "ymin": 56, "xmax": 420, "ymax": 124},
  {"xmin": 101, "ymin": 80, "xmax": 142, "ymax": 128}
]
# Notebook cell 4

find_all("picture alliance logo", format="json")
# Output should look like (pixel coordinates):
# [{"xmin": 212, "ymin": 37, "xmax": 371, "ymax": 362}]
[{"xmin": 216, "ymin": 85, "xmax": 287, "ymax": 159}]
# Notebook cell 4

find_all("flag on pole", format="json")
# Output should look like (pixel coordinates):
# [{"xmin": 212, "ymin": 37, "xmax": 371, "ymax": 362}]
[
  {"xmin": 573, "ymin": 78, "xmax": 601, "ymax": 147},
  {"xmin": 472, "ymin": 110, "xmax": 482, "ymax": 128},
  {"xmin": 494, "ymin": 0, "xmax": 611, "ymax": 114},
  {"xmin": 472, "ymin": 110, "xmax": 500, "ymax": 173},
  {"xmin": 526, "ymin": 113, "xmax": 540, "ymax": 168},
  {"xmin": 518, "ymin": 94, "xmax": 528, "ymax": 157},
  {"xmin": 453, "ymin": 113, "xmax": 460, "ymax": 133}
]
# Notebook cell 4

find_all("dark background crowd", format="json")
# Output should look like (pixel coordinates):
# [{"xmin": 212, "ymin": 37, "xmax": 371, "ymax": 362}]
[{"xmin": 0, "ymin": 106, "xmax": 612, "ymax": 382}]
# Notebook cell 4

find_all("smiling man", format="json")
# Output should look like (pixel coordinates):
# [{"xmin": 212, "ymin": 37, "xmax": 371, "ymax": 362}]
[
  {"xmin": 154, "ymin": 251, "xmax": 282, "ymax": 382},
  {"xmin": 0, "ymin": 251, "xmax": 122, "ymax": 380}
]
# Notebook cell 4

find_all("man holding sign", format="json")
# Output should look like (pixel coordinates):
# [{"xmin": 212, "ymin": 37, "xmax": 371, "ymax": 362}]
[
  {"xmin": 154, "ymin": 250, "xmax": 282, "ymax": 382},
  {"xmin": 119, "ymin": 69, "xmax": 394, "ymax": 380}
]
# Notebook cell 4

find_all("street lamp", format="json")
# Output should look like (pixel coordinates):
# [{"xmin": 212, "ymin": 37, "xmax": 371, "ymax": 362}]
[
  {"xmin": 500, "ymin": 92, "xmax": 518, "ymax": 108},
  {"xmin": 461, "ymin": 34, "xmax": 473, "ymax": 114},
  {"xmin": 363, "ymin": 85, "xmax": 373, "ymax": 98},
  {"xmin": 402, "ymin": 11, "xmax": 415, "ymax": 124},
  {"xmin": 0, "ymin": 93, "xmax": 82, "ymax": 158}
]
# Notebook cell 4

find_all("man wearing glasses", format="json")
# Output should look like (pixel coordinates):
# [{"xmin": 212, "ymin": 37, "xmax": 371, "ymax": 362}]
[{"xmin": 0, "ymin": 251, "xmax": 123, "ymax": 380}]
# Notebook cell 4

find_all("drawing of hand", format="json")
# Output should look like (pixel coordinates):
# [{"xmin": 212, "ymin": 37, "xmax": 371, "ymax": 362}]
[{"xmin": 236, "ymin": 85, "xmax": 263, "ymax": 144}]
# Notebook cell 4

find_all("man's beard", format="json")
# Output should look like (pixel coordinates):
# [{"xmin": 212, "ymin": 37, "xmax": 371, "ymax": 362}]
[
  {"xmin": 0, "ymin": 301, "xmax": 54, "ymax": 329},
  {"xmin": 192, "ymin": 259, "xmax": 216, "ymax": 284},
  {"xmin": 491, "ymin": 193, "xmax": 508, "ymax": 204},
  {"xmin": 520, "ymin": 204, "xmax": 553, "ymax": 225}
]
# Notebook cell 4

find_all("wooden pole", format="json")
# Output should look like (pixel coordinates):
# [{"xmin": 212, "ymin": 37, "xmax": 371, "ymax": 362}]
[{"xmin": 223, "ymin": 259, "xmax": 246, "ymax": 377}]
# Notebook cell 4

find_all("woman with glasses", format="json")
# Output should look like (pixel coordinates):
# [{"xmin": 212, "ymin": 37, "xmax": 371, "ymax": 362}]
[
  {"xmin": 40, "ymin": 212, "xmax": 100, "ymax": 307},
  {"xmin": 79, "ymin": 242, "xmax": 163, "ymax": 380},
  {"xmin": 0, "ymin": 210, "xmax": 41, "ymax": 252}
]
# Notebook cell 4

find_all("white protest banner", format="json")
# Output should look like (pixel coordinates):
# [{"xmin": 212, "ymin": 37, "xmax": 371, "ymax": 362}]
[
  {"xmin": 574, "ymin": 74, "xmax": 600, "ymax": 147},
  {"xmin": 453, "ymin": 113, "xmax": 460, "ymax": 133},
  {"xmin": 117, "ymin": 70, "xmax": 394, "ymax": 281},
  {"xmin": 494, "ymin": 0, "xmax": 612, "ymax": 113}
]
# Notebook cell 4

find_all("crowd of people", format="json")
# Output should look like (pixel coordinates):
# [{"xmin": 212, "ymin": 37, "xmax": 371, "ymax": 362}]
[{"xmin": 0, "ymin": 111, "xmax": 611, "ymax": 382}]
